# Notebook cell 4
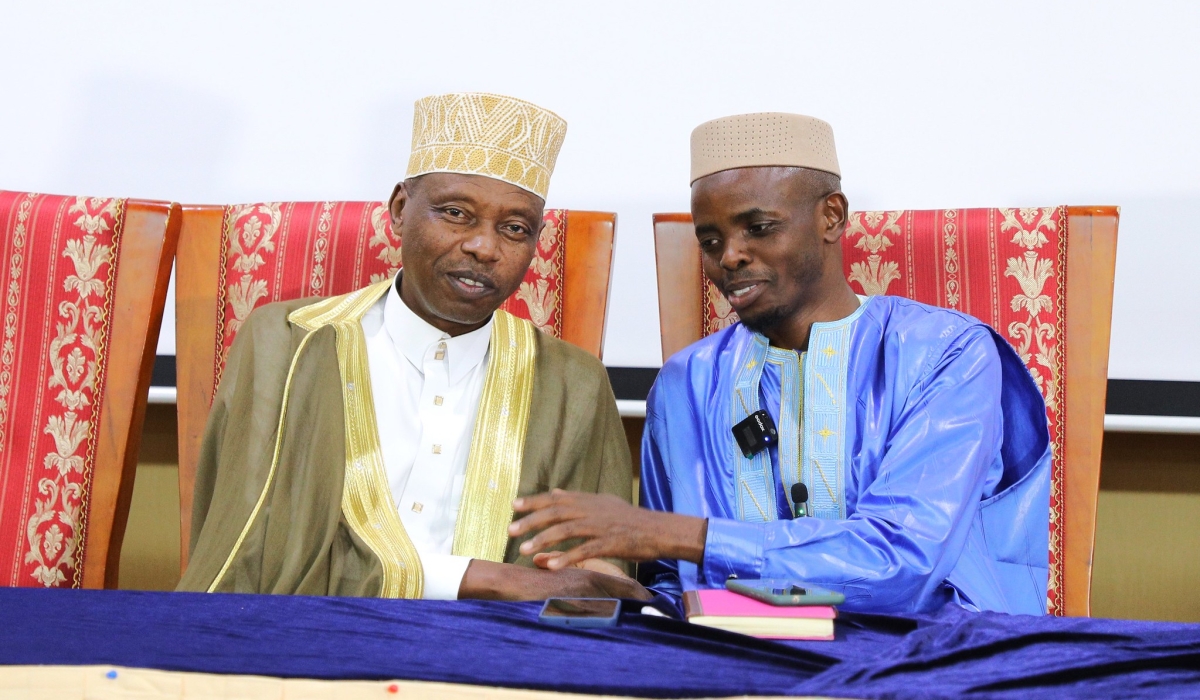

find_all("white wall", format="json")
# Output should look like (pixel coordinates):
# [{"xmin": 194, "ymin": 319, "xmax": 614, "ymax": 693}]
[{"xmin": 2, "ymin": 0, "xmax": 1197, "ymax": 379}]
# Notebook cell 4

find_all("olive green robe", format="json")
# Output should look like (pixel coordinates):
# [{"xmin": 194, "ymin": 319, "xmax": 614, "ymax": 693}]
[{"xmin": 178, "ymin": 291, "xmax": 632, "ymax": 596}]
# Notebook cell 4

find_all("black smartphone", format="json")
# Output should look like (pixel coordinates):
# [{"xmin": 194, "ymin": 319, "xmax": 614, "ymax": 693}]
[
  {"xmin": 726, "ymin": 579, "xmax": 846, "ymax": 606},
  {"xmin": 538, "ymin": 598, "xmax": 622, "ymax": 627}
]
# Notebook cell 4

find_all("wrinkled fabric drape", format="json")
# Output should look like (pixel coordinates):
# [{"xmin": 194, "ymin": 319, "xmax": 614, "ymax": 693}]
[{"xmin": 2, "ymin": 589, "xmax": 1197, "ymax": 699}]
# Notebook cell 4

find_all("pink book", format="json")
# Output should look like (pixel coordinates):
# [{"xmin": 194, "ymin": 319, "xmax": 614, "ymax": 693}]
[
  {"xmin": 683, "ymin": 589, "xmax": 836, "ymax": 640},
  {"xmin": 684, "ymin": 589, "xmax": 837, "ymax": 618}
]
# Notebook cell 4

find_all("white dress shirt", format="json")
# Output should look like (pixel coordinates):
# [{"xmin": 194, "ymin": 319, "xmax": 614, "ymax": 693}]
[{"xmin": 360, "ymin": 280, "xmax": 491, "ymax": 599}]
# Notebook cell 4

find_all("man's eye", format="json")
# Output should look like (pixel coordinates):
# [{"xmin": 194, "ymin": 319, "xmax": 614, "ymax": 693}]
[
  {"xmin": 748, "ymin": 223, "xmax": 770, "ymax": 235},
  {"xmin": 505, "ymin": 224, "xmax": 530, "ymax": 237},
  {"xmin": 699, "ymin": 238, "xmax": 719, "ymax": 250},
  {"xmin": 444, "ymin": 207, "xmax": 465, "ymax": 217}
]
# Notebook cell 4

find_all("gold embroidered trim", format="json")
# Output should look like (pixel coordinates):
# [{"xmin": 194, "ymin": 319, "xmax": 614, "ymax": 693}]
[
  {"xmin": 452, "ymin": 310, "xmax": 537, "ymax": 561},
  {"xmin": 740, "ymin": 481, "xmax": 768, "ymax": 521},
  {"xmin": 290, "ymin": 278, "xmax": 423, "ymax": 598}
]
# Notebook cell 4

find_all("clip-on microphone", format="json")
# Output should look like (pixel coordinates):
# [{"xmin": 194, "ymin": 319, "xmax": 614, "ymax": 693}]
[{"xmin": 791, "ymin": 483, "xmax": 809, "ymax": 518}]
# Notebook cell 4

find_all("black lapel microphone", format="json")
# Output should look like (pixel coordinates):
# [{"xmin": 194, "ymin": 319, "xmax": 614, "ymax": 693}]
[{"xmin": 791, "ymin": 483, "xmax": 809, "ymax": 518}]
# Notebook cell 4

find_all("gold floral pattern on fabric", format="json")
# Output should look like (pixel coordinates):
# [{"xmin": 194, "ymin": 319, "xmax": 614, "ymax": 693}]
[
  {"xmin": 215, "ymin": 202, "xmax": 282, "ymax": 373},
  {"xmin": 700, "ymin": 237, "xmax": 739, "ymax": 336},
  {"xmin": 1001, "ymin": 208, "xmax": 1060, "ymax": 414},
  {"xmin": 504, "ymin": 209, "xmax": 565, "ymax": 336},
  {"xmin": 942, "ymin": 210, "xmax": 961, "ymax": 308},
  {"xmin": 998, "ymin": 207, "xmax": 1068, "ymax": 614},
  {"xmin": 367, "ymin": 204, "xmax": 401, "ymax": 284},
  {"xmin": 0, "ymin": 193, "xmax": 124, "ymax": 588},
  {"xmin": 0, "ymin": 194, "xmax": 34, "ymax": 448},
  {"xmin": 406, "ymin": 93, "xmax": 567, "ymax": 199},
  {"xmin": 308, "ymin": 202, "xmax": 335, "ymax": 297},
  {"xmin": 212, "ymin": 203, "xmax": 568, "ymax": 393},
  {"xmin": 846, "ymin": 211, "xmax": 903, "ymax": 296},
  {"xmin": 702, "ymin": 278, "xmax": 739, "ymax": 337}
]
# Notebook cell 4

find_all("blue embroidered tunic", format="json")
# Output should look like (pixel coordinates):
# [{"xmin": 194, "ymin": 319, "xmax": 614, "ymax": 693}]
[{"xmin": 640, "ymin": 296, "xmax": 1051, "ymax": 614}]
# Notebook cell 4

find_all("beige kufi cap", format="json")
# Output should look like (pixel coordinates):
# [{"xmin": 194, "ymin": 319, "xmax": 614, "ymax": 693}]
[
  {"xmin": 690, "ymin": 112, "xmax": 840, "ymax": 183},
  {"xmin": 406, "ymin": 92, "xmax": 567, "ymax": 200}
]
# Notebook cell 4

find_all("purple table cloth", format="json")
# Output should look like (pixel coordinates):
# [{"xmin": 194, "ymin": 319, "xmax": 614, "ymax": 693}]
[{"xmin": 0, "ymin": 589, "xmax": 1197, "ymax": 698}]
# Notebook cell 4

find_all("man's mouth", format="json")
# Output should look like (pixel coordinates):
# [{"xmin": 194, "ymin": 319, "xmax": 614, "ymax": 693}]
[
  {"xmin": 445, "ymin": 271, "xmax": 497, "ymax": 299},
  {"xmin": 724, "ymin": 280, "xmax": 766, "ymax": 311}
]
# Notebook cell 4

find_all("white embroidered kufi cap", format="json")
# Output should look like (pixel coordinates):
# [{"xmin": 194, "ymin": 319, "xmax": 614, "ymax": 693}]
[
  {"xmin": 690, "ymin": 112, "xmax": 840, "ymax": 184},
  {"xmin": 406, "ymin": 92, "xmax": 567, "ymax": 200}
]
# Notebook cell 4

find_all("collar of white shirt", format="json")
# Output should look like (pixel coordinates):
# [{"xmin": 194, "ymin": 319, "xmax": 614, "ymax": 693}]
[{"xmin": 365, "ymin": 278, "xmax": 493, "ymax": 385}]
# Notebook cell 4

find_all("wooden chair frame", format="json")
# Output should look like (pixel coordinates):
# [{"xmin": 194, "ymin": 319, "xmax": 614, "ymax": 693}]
[
  {"xmin": 175, "ymin": 206, "xmax": 617, "ymax": 569},
  {"xmin": 653, "ymin": 206, "xmax": 1119, "ymax": 616},
  {"xmin": 86, "ymin": 199, "xmax": 181, "ymax": 588}
]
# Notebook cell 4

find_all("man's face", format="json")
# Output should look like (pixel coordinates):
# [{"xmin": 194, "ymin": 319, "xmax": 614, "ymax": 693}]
[
  {"xmin": 690, "ymin": 167, "xmax": 843, "ymax": 334},
  {"xmin": 389, "ymin": 173, "xmax": 544, "ymax": 333}
]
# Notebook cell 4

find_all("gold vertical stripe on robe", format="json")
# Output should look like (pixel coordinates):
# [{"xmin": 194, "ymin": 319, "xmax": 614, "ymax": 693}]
[
  {"xmin": 289, "ymin": 279, "xmax": 423, "ymax": 598},
  {"xmin": 453, "ymin": 310, "xmax": 538, "ymax": 561}
]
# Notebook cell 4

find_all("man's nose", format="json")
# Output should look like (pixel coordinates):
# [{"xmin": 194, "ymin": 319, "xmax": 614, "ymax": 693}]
[
  {"xmin": 460, "ymin": 225, "xmax": 502, "ymax": 263},
  {"xmin": 720, "ymin": 239, "xmax": 751, "ymax": 271}
]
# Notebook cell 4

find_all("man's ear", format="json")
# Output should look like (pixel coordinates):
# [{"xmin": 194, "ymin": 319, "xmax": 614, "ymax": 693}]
[
  {"xmin": 821, "ymin": 192, "xmax": 849, "ymax": 244},
  {"xmin": 388, "ymin": 181, "xmax": 407, "ymax": 234}
]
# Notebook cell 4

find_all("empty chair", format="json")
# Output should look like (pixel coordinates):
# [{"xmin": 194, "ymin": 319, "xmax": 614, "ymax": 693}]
[{"xmin": 0, "ymin": 191, "xmax": 179, "ymax": 589}]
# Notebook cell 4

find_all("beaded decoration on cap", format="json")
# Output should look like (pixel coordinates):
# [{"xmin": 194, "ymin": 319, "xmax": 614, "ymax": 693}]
[
  {"xmin": 690, "ymin": 112, "xmax": 840, "ymax": 183},
  {"xmin": 406, "ymin": 92, "xmax": 567, "ymax": 200}
]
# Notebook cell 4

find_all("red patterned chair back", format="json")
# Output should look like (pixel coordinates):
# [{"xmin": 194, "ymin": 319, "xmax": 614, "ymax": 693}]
[
  {"xmin": 653, "ymin": 206, "xmax": 1119, "ymax": 616},
  {"xmin": 0, "ymin": 191, "xmax": 179, "ymax": 589},
  {"xmin": 176, "ymin": 202, "xmax": 617, "ymax": 566}
]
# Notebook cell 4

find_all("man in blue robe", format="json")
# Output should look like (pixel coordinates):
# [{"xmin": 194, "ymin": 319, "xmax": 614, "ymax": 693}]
[{"xmin": 510, "ymin": 112, "xmax": 1050, "ymax": 615}]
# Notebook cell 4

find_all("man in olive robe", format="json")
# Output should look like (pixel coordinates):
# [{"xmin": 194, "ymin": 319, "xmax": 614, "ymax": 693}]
[{"xmin": 179, "ymin": 92, "xmax": 647, "ymax": 601}]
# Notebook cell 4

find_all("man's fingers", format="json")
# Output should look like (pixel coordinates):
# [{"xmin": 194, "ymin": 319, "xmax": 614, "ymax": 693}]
[
  {"xmin": 533, "ymin": 552, "xmax": 621, "ymax": 576},
  {"xmin": 511, "ymin": 489, "xmax": 571, "ymax": 513},
  {"xmin": 573, "ymin": 558, "xmax": 628, "ymax": 578},
  {"xmin": 518, "ymin": 521, "xmax": 588, "ymax": 556},
  {"xmin": 545, "ymin": 539, "xmax": 611, "ymax": 570},
  {"xmin": 518, "ymin": 523, "xmax": 577, "ymax": 556},
  {"xmin": 508, "ymin": 504, "xmax": 576, "ymax": 538},
  {"xmin": 531, "ymin": 552, "xmax": 564, "ymax": 570}
]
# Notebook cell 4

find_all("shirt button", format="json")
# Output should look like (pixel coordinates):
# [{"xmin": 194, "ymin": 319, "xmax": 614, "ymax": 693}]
[
  {"xmin": 434, "ymin": 341, "xmax": 447, "ymax": 361},
  {"xmin": 432, "ymin": 444, "xmax": 442, "ymax": 454},
  {"xmin": 434, "ymin": 396, "xmax": 444, "ymax": 406},
  {"xmin": 411, "ymin": 502, "xmax": 424, "ymax": 513}
]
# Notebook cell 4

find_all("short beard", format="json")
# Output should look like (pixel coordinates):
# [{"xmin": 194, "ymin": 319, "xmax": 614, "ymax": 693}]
[
  {"xmin": 736, "ymin": 247, "xmax": 824, "ymax": 338},
  {"xmin": 738, "ymin": 303, "xmax": 793, "ymax": 336}
]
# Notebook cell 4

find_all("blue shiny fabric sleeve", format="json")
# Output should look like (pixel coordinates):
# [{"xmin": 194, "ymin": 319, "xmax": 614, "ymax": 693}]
[
  {"xmin": 645, "ymin": 326, "xmax": 1007, "ymax": 613},
  {"xmin": 704, "ymin": 326, "xmax": 1003, "ymax": 611},
  {"xmin": 639, "ymin": 376, "xmax": 685, "ymax": 599}
]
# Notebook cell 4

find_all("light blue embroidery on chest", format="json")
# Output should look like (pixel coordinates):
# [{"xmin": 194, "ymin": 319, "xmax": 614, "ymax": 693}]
[
  {"xmin": 730, "ymin": 338, "xmax": 805, "ymax": 523},
  {"xmin": 730, "ymin": 339, "xmax": 776, "ymax": 522},
  {"xmin": 802, "ymin": 324, "xmax": 853, "ymax": 519},
  {"xmin": 729, "ymin": 299, "xmax": 871, "ymax": 523}
]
